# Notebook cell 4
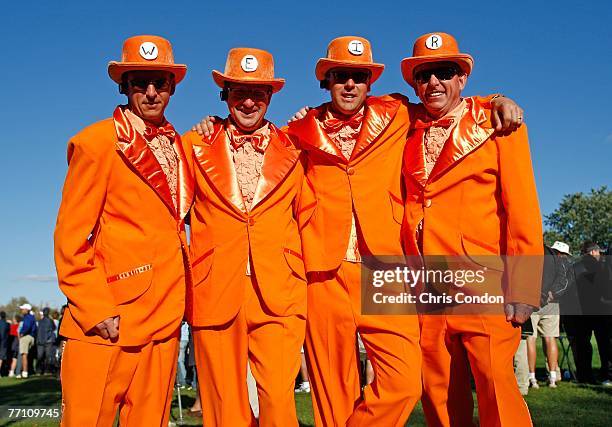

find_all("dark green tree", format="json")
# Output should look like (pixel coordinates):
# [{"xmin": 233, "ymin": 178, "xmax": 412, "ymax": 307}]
[{"xmin": 544, "ymin": 186, "xmax": 611, "ymax": 255}]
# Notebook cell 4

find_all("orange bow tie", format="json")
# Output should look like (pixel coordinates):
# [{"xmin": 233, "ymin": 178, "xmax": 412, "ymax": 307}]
[
  {"xmin": 229, "ymin": 130, "xmax": 269, "ymax": 153},
  {"xmin": 414, "ymin": 117, "xmax": 455, "ymax": 130},
  {"xmin": 143, "ymin": 123, "xmax": 177, "ymax": 142},
  {"xmin": 323, "ymin": 111, "xmax": 364, "ymax": 133}
]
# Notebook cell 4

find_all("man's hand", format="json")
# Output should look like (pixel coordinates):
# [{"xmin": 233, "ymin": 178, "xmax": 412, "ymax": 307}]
[
  {"xmin": 192, "ymin": 116, "xmax": 217, "ymax": 137},
  {"xmin": 490, "ymin": 96, "xmax": 524, "ymax": 134},
  {"xmin": 92, "ymin": 316, "xmax": 120, "ymax": 340},
  {"xmin": 287, "ymin": 106, "xmax": 311, "ymax": 123},
  {"xmin": 504, "ymin": 303, "xmax": 535, "ymax": 326}
]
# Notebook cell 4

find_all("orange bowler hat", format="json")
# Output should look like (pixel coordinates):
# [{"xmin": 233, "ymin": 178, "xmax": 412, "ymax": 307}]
[
  {"xmin": 108, "ymin": 35, "xmax": 187, "ymax": 84},
  {"xmin": 401, "ymin": 32, "xmax": 473, "ymax": 87},
  {"xmin": 315, "ymin": 36, "xmax": 384, "ymax": 83},
  {"xmin": 212, "ymin": 48, "xmax": 285, "ymax": 93}
]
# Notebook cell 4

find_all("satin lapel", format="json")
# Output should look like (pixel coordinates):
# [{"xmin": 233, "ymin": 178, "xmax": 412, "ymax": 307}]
[
  {"xmin": 429, "ymin": 98, "xmax": 495, "ymax": 182},
  {"xmin": 251, "ymin": 125, "xmax": 301, "ymax": 210},
  {"xmin": 403, "ymin": 126, "xmax": 427, "ymax": 188},
  {"xmin": 351, "ymin": 96, "xmax": 402, "ymax": 161},
  {"xmin": 112, "ymin": 106, "xmax": 176, "ymax": 216},
  {"xmin": 288, "ymin": 107, "xmax": 345, "ymax": 162},
  {"xmin": 192, "ymin": 123, "xmax": 246, "ymax": 214},
  {"xmin": 174, "ymin": 133, "xmax": 194, "ymax": 221}
]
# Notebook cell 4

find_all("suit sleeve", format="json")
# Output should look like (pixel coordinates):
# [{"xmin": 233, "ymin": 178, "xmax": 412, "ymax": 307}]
[
  {"xmin": 54, "ymin": 136, "xmax": 118, "ymax": 334},
  {"xmin": 496, "ymin": 124, "xmax": 544, "ymax": 306}
]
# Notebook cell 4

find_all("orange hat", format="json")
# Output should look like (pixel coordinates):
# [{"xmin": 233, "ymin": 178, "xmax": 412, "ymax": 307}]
[
  {"xmin": 315, "ymin": 36, "xmax": 384, "ymax": 83},
  {"xmin": 212, "ymin": 48, "xmax": 285, "ymax": 93},
  {"xmin": 108, "ymin": 35, "xmax": 187, "ymax": 84},
  {"xmin": 401, "ymin": 32, "xmax": 473, "ymax": 87}
]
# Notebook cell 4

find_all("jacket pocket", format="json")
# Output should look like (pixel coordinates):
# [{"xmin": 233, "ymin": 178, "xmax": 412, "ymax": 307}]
[
  {"xmin": 460, "ymin": 234, "xmax": 504, "ymax": 272},
  {"xmin": 106, "ymin": 263, "xmax": 154, "ymax": 305},
  {"xmin": 389, "ymin": 191, "xmax": 404, "ymax": 225},
  {"xmin": 191, "ymin": 247, "xmax": 215, "ymax": 287},
  {"xmin": 284, "ymin": 248, "xmax": 306, "ymax": 281}
]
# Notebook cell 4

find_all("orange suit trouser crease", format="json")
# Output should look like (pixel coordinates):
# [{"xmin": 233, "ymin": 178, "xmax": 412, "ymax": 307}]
[
  {"xmin": 60, "ymin": 336, "xmax": 179, "ymax": 427},
  {"xmin": 193, "ymin": 274, "xmax": 305, "ymax": 427},
  {"xmin": 304, "ymin": 261, "xmax": 422, "ymax": 427}
]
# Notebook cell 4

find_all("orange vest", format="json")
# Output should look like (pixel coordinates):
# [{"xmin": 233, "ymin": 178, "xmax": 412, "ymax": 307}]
[
  {"xmin": 402, "ymin": 98, "xmax": 543, "ymax": 306},
  {"xmin": 54, "ymin": 107, "xmax": 194, "ymax": 346},
  {"xmin": 184, "ymin": 120, "xmax": 306, "ymax": 327},
  {"xmin": 287, "ymin": 94, "xmax": 414, "ymax": 272}
]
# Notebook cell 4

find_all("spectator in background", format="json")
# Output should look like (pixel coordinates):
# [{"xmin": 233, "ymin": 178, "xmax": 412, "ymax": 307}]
[
  {"xmin": 8, "ymin": 315, "xmax": 21, "ymax": 377},
  {"xmin": 572, "ymin": 241, "xmax": 612, "ymax": 385},
  {"xmin": 177, "ymin": 321, "xmax": 189, "ymax": 387},
  {"xmin": 17, "ymin": 303, "xmax": 36, "ymax": 378},
  {"xmin": 0, "ymin": 311, "xmax": 9, "ymax": 375},
  {"xmin": 36, "ymin": 307, "xmax": 56, "ymax": 375},
  {"xmin": 526, "ymin": 241, "xmax": 573, "ymax": 388}
]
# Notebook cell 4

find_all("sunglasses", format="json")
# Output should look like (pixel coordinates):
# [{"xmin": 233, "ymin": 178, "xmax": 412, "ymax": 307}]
[
  {"xmin": 329, "ymin": 70, "xmax": 371, "ymax": 85},
  {"xmin": 414, "ymin": 67, "xmax": 459, "ymax": 84},
  {"xmin": 128, "ymin": 78, "xmax": 171, "ymax": 91},
  {"xmin": 228, "ymin": 88, "xmax": 271, "ymax": 102}
]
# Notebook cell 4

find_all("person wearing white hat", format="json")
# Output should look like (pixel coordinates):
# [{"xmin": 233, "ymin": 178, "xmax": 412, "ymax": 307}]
[{"xmin": 17, "ymin": 303, "xmax": 35, "ymax": 378}]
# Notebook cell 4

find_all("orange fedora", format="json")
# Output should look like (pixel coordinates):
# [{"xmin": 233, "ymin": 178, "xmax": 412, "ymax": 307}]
[
  {"xmin": 108, "ymin": 35, "xmax": 187, "ymax": 84},
  {"xmin": 315, "ymin": 36, "xmax": 384, "ymax": 83},
  {"xmin": 212, "ymin": 48, "xmax": 285, "ymax": 93},
  {"xmin": 401, "ymin": 32, "xmax": 473, "ymax": 87}
]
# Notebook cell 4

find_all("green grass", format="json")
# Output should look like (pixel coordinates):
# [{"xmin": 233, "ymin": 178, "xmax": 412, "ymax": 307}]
[
  {"xmin": 0, "ymin": 337, "xmax": 610, "ymax": 426},
  {"xmin": 1, "ymin": 376, "xmax": 610, "ymax": 426}
]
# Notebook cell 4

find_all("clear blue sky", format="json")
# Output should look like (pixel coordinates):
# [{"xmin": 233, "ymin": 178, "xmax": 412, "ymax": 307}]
[{"xmin": 1, "ymin": 0, "xmax": 611, "ymax": 307}]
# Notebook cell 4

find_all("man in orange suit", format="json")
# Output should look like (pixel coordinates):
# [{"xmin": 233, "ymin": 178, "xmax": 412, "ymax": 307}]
[
  {"xmin": 183, "ymin": 48, "xmax": 306, "ymax": 427},
  {"xmin": 401, "ymin": 32, "xmax": 543, "ymax": 426},
  {"xmin": 285, "ymin": 36, "xmax": 523, "ymax": 427},
  {"xmin": 54, "ymin": 35, "xmax": 193, "ymax": 426}
]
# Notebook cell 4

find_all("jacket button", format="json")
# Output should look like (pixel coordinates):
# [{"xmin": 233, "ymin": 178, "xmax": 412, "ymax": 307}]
[
  {"xmin": 248, "ymin": 218, "xmax": 255, "ymax": 226},
  {"xmin": 347, "ymin": 167, "xmax": 355, "ymax": 175},
  {"xmin": 424, "ymin": 199, "xmax": 432, "ymax": 208}
]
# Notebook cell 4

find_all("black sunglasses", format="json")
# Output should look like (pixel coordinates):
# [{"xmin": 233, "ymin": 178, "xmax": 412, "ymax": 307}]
[
  {"xmin": 329, "ymin": 70, "xmax": 371, "ymax": 85},
  {"xmin": 414, "ymin": 67, "xmax": 459, "ymax": 84},
  {"xmin": 129, "ymin": 78, "xmax": 171, "ymax": 91}
]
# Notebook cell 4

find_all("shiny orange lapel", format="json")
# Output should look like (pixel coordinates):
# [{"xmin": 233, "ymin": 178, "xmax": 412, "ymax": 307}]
[
  {"xmin": 287, "ymin": 106, "xmax": 345, "ymax": 162},
  {"xmin": 192, "ymin": 120, "xmax": 246, "ymax": 214},
  {"xmin": 174, "ymin": 133, "xmax": 194, "ymax": 222},
  {"xmin": 428, "ymin": 98, "xmax": 495, "ymax": 182},
  {"xmin": 112, "ymin": 106, "xmax": 176, "ymax": 216},
  {"xmin": 403, "ymin": 124, "xmax": 428, "ymax": 189},
  {"xmin": 250, "ymin": 124, "xmax": 301, "ymax": 209},
  {"xmin": 350, "ymin": 95, "xmax": 403, "ymax": 161}
]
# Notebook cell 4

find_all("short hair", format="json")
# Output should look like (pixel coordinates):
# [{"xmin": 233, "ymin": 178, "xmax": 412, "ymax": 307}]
[{"xmin": 0, "ymin": 311, "xmax": 5, "ymax": 320}]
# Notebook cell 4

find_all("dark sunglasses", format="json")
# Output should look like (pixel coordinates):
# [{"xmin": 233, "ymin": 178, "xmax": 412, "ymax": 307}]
[
  {"xmin": 414, "ymin": 67, "xmax": 459, "ymax": 84},
  {"xmin": 329, "ymin": 70, "xmax": 370, "ymax": 85},
  {"xmin": 228, "ymin": 87, "xmax": 271, "ymax": 102},
  {"xmin": 129, "ymin": 78, "xmax": 171, "ymax": 91}
]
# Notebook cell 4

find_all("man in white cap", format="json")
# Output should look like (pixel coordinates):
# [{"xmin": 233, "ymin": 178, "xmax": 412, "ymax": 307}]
[
  {"xmin": 54, "ymin": 35, "xmax": 193, "ymax": 426},
  {"xmin": 17, "ymin": 303, "xmax": 35, "ymax": 378}
]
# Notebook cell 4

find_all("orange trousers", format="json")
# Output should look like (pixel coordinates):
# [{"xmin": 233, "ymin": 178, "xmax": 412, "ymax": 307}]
[
  {"xmin": 60, "ymin": 336, "xmax": 178, "ymax": 427},
  {"xmin": 193, "ymin": 275, "xmax": 305, "ymax": 427},
  {"xmin": 305, "ymin": 261, "xmax": 422, "ymax": 427},
  {"xmin": 420, "ymin": 314, "xmax": 532, "ymax": 427}
]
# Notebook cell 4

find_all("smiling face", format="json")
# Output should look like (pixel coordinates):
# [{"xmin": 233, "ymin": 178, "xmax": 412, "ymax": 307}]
[
  {"xmin": 226, "ymin": 83, "xmax": 272, "ymax": 132},
  {"xmin": 327, "ymin": 68, "xmax": 370, "ymax": 116},
  {"xmin": 124, "ymin": 70, "xmax": 174, "ymax": 125},
  {"xmin": 413, "ymin": 61, "xmax": 467, "ymax": 118}
]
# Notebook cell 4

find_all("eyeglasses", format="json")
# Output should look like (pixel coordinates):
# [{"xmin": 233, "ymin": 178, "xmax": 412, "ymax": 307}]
[
  {"xmin": 414, "ymin": 67, "xmax": 459, "ymax": 84},
  {"xmin": 329, "ymin": 70, "xmax": 370, "ymax": 85},
  {"xmin": 128, "ymin": 78, "xmax": 171, "ymax": 91},
  {"xmin": 228, "ymin": 88, "xmax": 271, "ymax": 102}
]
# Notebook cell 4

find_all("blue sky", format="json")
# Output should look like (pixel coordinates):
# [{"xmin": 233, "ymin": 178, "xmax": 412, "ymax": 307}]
[{"xmin": 1, "ymin": 0, "xmax": 611, "ymax": 307}]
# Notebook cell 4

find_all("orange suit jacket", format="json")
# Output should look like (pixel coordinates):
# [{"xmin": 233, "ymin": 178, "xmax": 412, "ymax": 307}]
[
  {"xmin": 287, "ymin": 94, "xmax": 414, "ymax": 272},
  {"xmin": 402, "ymin": 98, "xmax": 543, "ymax": 306},
  {"xmin": 54, "ymin": 106, "xmax": 194, "ymax": 346},
  {"xmin": 183, "ymin": 120, "xmax": 306, "ymax": 327}
]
